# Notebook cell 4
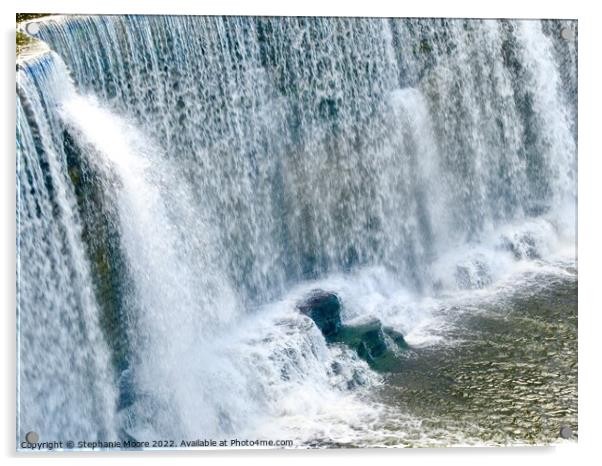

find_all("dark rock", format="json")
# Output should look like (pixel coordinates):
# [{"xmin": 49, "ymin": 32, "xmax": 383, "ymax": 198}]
[
  {"xmin": 338, "ymin": 318, "xmax": 387, "ymax": 359},
  {"xmin": 336, "ymin": 318, "xmax": 409, "ymax": 372},
  {"xmin": 297, "ymin": 290, "xmax": 342, "ymax": 340},
  {"xmin": 297, "ymin": 291, "xmax": 409, "ymax": 372},
  {"xmin": 356, "ymin": 341, "xmax": 373, "ymax": 364},
  {"xmin": 383, "ymin": 326, "xmax": 409, "ymax": 350}
]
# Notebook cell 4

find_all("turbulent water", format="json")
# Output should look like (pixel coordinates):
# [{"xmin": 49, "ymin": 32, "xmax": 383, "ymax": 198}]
[{"xmin": 17, "ymin": 16, "xmax": 577, "ymax": 448}]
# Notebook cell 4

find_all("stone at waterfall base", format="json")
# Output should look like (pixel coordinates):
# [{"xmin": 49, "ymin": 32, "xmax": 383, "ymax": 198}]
[
  {"xmin": 297, "ymin": 290, "xmax": 409, "ymax": 372},
  {"xmin": 297, "ymin": 290, "xmax": 342, "ymax": 339}
]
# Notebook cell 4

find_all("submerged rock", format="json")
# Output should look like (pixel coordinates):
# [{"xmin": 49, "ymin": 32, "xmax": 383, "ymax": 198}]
[
  {"xmin": 383, "ymin": 326, "xmax": 409, "ymax": 350},
  {"xmin": 297, "ymin": 290, "xmax": 408, "ymax": 372},
  {"xmin": 297, "ymin": 290, "xmax": 342, "ymax": 340},
  {"xmin": 338, "ymin": 319, "xmax": 387, "ymax": 361},
  {"xmin": 336, "ymin": 318, "xmax": 408, "ymax": 372}
]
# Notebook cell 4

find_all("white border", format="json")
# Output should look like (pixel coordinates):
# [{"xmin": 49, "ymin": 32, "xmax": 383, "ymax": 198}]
[
  {"xmin": 4, "ymin": 1, "xmax": 601, "ymax": 465},
  {"xmin": 7, "ymin": 0, "xmax": 583, "ymax": 18}
]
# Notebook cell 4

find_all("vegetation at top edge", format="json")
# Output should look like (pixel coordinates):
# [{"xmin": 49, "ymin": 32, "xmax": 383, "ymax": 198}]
[
  {"xmin": 16, "ymin": 14, "xmax": 53, "ymax": 58},
  {"xmin": 17, "ymin": 13, "xmax": 52, "ymax": 23},
  {"xmin": 16, "ymin": 31, "xmax": 35, "ymax": 57}
]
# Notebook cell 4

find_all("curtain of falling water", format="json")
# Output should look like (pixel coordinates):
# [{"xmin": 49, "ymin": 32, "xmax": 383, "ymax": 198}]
[
  {"xmin": 37, "ymin": 17, "xmax": 576, "ymax": 296},
  {"xmin": 17, "ymin": 53, "xmax": 117, "ymax": 443}
]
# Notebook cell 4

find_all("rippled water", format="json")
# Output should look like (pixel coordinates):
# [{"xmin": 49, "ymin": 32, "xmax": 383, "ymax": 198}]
[{"xmin": 350, "ymin": 267, "xmax": 577, "ymax": 447}]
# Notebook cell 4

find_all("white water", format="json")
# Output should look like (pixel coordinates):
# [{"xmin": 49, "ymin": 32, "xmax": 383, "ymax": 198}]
[
  {"xmin": 17, "ymin": 16, "xmax": 576, "ymax": 447},
  {"xmin": 17, "ymin": 54, "xmax": 117, "ymax": 442}
]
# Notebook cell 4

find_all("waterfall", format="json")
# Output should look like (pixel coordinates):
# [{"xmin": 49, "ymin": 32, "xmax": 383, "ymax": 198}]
[
  {"xmin": 17, "ymin": 52, "xmax": 117, "ymax": 442},
  {"xmin": 17, "ymin": 16, "xmax": 577, "ymax": 446}
]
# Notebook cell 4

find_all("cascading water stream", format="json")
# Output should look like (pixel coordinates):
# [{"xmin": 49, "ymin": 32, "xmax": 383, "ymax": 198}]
[
  {"xmin": 17, "ymin": 16, "xmax": 576, "ymax": 447},
  {"xmin": 17, "ymin": 53, "xmax": 117, "ymax": 442}
]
